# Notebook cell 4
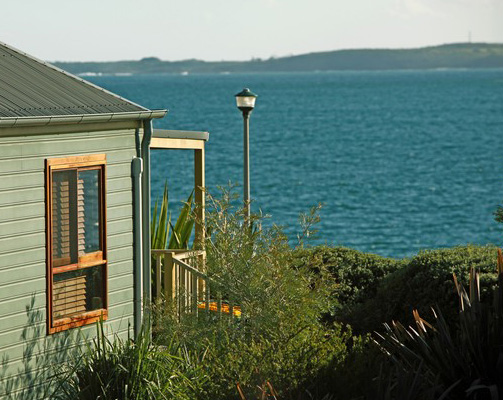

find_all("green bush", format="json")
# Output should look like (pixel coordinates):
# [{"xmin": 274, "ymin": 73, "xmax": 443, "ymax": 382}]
[
  {"xmin": 154, "ymin": 186, "xmax": 349, "ymax": 400},
  {"xmin": 291, "ymin": 246, "xmax": 403, "ymax": 311},
  {"xmin": 156, "ymin": 316, "xmax": 349, "ymax": 400},
  {"xmin": 349, "ymin": 245, "xmax": 498, "ymax": 333},
  {"xmin": 307, "ymin": 333, "xmax": 385, "ymax": 400},
  {"xmin": 295, "ymin": 245, "xmax": 499, "ymax": 334},
  {"xmin": 295, "ymin": 246, "xmax": 501, "ymax": 399}
]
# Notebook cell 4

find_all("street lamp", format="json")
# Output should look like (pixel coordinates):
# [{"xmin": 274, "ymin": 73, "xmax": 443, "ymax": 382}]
[{"xmin": 235, "ymin": 88, "xmax": 258, "ymax": 221}]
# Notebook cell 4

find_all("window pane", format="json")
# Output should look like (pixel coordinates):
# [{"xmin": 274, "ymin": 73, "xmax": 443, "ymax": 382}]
[
  {"xmin": 52, "ymin": 265, "xmax": 105, "ymax": 320},
  {"xmin": 78, "ymin": 169, "xmax": 101, "ymax": 255},
  {"xmin": 52, "ymin": 170, "xmax": 78, "ymax": 267}
]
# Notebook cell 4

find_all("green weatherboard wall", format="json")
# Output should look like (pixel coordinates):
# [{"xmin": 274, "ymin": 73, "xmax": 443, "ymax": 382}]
[{"xmin": 0, "ymin": 127, "xmax": 137, "ymax": 398}]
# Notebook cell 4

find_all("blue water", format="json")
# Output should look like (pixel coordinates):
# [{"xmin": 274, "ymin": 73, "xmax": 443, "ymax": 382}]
[{"xmin": 88, "ymin": 70, "xmax": 503, "ymax": 258}]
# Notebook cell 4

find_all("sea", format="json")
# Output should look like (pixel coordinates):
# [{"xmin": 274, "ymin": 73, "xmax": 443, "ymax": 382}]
[{"xmin": 87, "ymin": 69, "xmax": 503, "ymax": 259}]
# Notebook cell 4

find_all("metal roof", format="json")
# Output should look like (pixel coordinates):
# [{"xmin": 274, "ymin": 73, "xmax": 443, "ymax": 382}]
[{"xmin": 0, "ymin": 41, "xmax": 152, "ymax": 119}]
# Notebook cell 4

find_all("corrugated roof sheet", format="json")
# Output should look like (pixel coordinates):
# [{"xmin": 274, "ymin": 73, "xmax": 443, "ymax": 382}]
[{"xmin": 0, "ymin": 41, "xmax": 149, "ymax": 118}]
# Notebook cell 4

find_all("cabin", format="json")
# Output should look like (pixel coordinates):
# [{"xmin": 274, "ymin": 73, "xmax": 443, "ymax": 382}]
[{"xmin": 0, "ymin": 41, "xmax": 208, "ymax": 398}]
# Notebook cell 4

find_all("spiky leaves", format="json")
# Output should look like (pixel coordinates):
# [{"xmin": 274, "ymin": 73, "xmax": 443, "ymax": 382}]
[
  {"xmin": 375, "ymin": 250, "xmax": 503, "ymax": 399},
  {"xmin": 151, "ymin": 182, "xmax": 194, "ymax": 251}
]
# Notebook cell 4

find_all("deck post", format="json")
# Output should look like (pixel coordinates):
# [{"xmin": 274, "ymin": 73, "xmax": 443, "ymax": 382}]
[
  {"xmin": 197, "ymin": 252, "xmax": 206, "ymax": 301},
  {"xmin": 155, "ymin": 253, "xmax": 162, "ymax": 301},
  {"xmin": 195, "ymin": 148, "xmax": 206, "ymax": 305},
  {"xmin": 163, "ymin": 252, "xmax": 176, "ymax": 302},
  {"xmin": 194, "ymin": 148, "xmax": 205, "ymax": 247},
  {"xmin": 191, "ymin": 274, "xmax": 198, "ymax": 313}
]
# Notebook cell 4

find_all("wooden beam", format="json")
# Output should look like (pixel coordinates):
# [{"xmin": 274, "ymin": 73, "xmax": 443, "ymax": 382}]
[{"xmin": 150, "ymin": 137, "xmax": 204, "ymax": 150}]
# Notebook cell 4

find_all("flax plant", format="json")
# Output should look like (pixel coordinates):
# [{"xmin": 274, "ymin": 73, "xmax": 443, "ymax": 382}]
[
  {"xmin": 151, "ymin": 182, "xmax": 194, "ymax": 251},
  {"xmin": 374, "ymin": 249, "xmax": 503, "ymax": 399}
]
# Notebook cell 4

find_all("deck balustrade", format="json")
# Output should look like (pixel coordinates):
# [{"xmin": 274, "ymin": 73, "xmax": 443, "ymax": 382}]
[{"xmin": 151, "ymin": 249, "xmax": 241, "ymax": 318}]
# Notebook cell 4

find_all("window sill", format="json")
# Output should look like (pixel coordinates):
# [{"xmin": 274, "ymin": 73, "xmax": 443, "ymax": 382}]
[{"xmin": 49, "ymin": 309, "xmax": 108, "ymax": 334}]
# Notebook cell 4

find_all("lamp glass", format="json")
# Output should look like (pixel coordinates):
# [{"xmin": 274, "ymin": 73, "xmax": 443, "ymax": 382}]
[{"xmin": 236, "ymin": 95, "xmax": 256, "ymax": 109}]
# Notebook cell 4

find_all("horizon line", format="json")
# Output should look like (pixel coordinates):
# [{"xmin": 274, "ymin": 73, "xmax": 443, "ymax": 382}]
[{"xmin": 50, "ymin": 41, "xmax": 503, "ymax": 64}]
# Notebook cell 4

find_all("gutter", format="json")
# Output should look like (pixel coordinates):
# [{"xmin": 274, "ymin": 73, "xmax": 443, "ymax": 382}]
[{"xmin": 0, "ymin": 110, "xmax": 167, "ymax": 127}]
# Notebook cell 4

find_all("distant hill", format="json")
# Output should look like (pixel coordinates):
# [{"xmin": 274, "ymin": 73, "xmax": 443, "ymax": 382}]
[{"xmin": 53, "ymin": 43, "xmax": 503, "ymax": 75}]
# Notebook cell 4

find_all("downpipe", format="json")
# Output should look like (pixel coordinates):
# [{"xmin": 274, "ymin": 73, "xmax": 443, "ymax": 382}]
[
  {"xmin": 131, "ymin": 142, "xmax": 143, "ymax": 338},
  {"xmin": 141, "ymin": 120, "xmax": 153, "ymax": 319}
]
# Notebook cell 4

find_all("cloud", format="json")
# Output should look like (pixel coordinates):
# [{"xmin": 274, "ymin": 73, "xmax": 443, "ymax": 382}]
[
  {"xmin": 390, "ymin": 0, "xmax": 440, "ymax": 18},
  {"xmin": 444, "ymin": 0, "xmax": 495, "ymax": 4}
]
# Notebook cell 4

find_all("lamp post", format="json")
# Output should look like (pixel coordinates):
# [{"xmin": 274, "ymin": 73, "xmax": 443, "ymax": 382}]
[{"xmin": 235, "ymin": 88, "xmax": 258, "ymax": 221}]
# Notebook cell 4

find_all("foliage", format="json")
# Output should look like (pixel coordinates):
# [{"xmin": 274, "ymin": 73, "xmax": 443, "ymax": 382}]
[
  {"xmin": 493, "ymin": 203, "xmax": 503, "ymax": 226},
  {"xmin": 52, "ymin": 321, "xmax": 207, "ymax": 400},
  {"xmin": 151, "ymin": 182, "xmax": 194, "ymax": 251},
  {"xmin": 370, "ymin": 361, "xmax": 440, "ymax": 400},
  {"xmin": 345, "ymin": 245, "xmax": 498, "ymax": 333},
  {"xmin": 237, "ymin": 381, "xmax": 279, "ymax": 400},
  {"xmin": 167, "ymin": 190, "xmax": 194, "ymax": 249},
  {"xmin": 154, "ymin": 185, "xmax": 348, "ymax": 400},
  {"xmin": 203, "ymin": 186, "xmax": 332, "ymax": 332},
  {"xmin": 53, "ymin": 183, "xmax": 503, "ymax": 399},
  {"xmin": 291, "ymin": 246, "xmax": 403, "ymax": 321},
  {"xmin": 374, "ymin": 249, "xmax": 503, "ymax": 400},
  {"xmin": 166, "ymin": 318, "xmax": 348, "ymax": 400},
  {"xmin": 296, "ymin": 203, "xmax": 323, "ymax": 247}
]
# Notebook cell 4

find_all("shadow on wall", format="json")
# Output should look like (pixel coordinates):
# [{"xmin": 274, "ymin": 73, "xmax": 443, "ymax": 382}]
[{"xmin": 0, "ymin": 295, "xmax": 80, "ymax": 400}]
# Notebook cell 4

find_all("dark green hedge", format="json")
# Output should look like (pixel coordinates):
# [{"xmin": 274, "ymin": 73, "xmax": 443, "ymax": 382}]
[
  {"xmin": 292, "ymin": 245, "xmax": 499, "ymax": 334},
  {"xmin": 352, "ymin": 245, "xmax": 499, "ymax": 333},
  {"xmin": 291, "ymin": 246, "xmax": 403, "ymax": 312}
]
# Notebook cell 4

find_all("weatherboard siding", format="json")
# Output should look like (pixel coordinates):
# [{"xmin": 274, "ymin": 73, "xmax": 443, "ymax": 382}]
[{"xmin": 0, "ymin": 128, "xmax": 137, "ymax": 399}]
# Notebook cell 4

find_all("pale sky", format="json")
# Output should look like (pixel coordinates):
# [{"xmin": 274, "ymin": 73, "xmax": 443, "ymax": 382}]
[{"xmin": 1, "ymin": 0, "xmax": 502, "ymax": 62}]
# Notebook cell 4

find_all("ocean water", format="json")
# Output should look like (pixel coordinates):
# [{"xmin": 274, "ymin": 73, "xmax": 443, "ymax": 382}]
[{"xmin": 88, "ymin": 69, "xmax": 503, "ymax": 258}]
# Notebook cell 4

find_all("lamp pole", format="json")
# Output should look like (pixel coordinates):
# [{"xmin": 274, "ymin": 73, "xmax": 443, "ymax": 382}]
[
  {"xmin": 243, "ymin": 109, "xmax": 251, "ymax": 220},
  {"xmin": 235, "ymin": 88, "xmax": 258, "ymax": 221}
]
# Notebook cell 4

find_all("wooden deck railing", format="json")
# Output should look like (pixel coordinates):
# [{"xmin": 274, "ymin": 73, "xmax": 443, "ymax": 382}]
[{"xmin": 151, "ymin": 249, "xmax": 241, "ymax": 318}]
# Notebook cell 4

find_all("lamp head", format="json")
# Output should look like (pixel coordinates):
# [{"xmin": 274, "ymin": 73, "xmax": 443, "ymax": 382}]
[{"xmin": 235, "ymin": 88, "xmax": 258, "ymax": 112}]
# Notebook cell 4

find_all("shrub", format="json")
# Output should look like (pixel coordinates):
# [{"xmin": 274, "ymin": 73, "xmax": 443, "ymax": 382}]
[
  {"xmin": 291, "ymin": 246, "xmax": 403, "ymax": 314},
  {"xmin": 374, "ymin": 249, "xmax": 503, "ymax": 399},
  {"xmin": 154, "ymin": 186, "xmax": 349, "ymax": 400},
  {"xmin": 349, "ymin": 245, "xmax": 498, "ymax": 333}
]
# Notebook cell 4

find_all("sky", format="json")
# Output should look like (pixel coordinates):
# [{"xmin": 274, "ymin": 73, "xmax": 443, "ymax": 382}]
[{"xmin": 1, "ymin": 0, "xmax": 502, "ymax": 62}]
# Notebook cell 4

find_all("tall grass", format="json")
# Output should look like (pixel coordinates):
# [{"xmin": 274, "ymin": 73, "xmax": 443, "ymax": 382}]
[{"xmin": 51, "ymin": 321, "xmax": 208, "ymax": 400}]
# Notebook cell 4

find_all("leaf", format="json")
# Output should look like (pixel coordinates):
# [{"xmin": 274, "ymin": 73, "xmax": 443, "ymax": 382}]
[
  {"xmin": 168, "ymin": 191, "xmax": 194, "ymax": 250},
  {"xmin": 169, "ymin": 221, "xmax": 181, "ymax": 249},
  {"xmin": 151, "ymin": 182, "xmax": 170, "ymax": 250}
]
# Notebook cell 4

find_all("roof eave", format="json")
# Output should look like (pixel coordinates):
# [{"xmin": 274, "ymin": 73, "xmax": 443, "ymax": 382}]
[{"xmin": 0, "ymin": 110, "xmax": 168, "ymax": 128}]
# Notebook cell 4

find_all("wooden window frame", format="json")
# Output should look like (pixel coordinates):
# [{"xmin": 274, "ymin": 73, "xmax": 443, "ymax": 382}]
[{"xmin": 45, "ymin": 154, "xmax": 108, "ymax": 334}]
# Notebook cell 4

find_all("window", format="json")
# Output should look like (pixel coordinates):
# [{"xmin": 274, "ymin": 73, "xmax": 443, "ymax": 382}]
[{"xmin": 45, "ymin": 155, "xmax": 107, "ymax": 334}]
